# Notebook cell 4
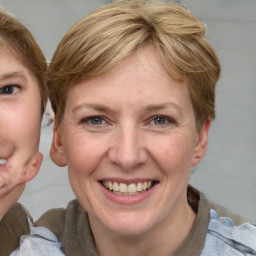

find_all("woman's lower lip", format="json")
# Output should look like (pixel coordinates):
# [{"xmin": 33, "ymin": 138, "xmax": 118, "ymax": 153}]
[{"xmin": 100, "ymin": 182, "xmax": 157, "ymax": 204}]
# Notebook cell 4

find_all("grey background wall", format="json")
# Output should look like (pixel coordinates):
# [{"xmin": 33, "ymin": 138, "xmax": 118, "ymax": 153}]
[{"xmin": 0, "ymin": 0, "xmax": 255, "ymax": 221}]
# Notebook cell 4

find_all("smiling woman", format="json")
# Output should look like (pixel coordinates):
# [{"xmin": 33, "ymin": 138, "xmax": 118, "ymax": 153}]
[
  {"xmin": 55, "ymin": 47, "xmax": 201, "ymax": 239},
  {"xmin": 13, "ymin": 0, "xmax": 256, "ymax": 255}
]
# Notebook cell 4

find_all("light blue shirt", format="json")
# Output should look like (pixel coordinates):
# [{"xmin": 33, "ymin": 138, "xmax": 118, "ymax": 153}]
[
  {"xmin": 201, "ymin": 210, "xmax": 256, "ymax": 255},
  {"xmin": 11, "ymin": 210, "xmax": 256, "ymax": 255},
  {"xmin": 11, "ymin": 219, "xmax": 64, "ymax": 256}
]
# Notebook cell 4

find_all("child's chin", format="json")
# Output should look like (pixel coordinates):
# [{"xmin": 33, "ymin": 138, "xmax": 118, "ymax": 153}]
[{"xmin": 0, "ymin": 178, "xmax": 19, "ymax": 198}]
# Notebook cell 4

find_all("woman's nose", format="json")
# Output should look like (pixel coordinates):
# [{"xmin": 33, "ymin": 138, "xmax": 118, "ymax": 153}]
[{"xmin": 108, "ymin": 125, "xmax": 148, "ymax": 170}]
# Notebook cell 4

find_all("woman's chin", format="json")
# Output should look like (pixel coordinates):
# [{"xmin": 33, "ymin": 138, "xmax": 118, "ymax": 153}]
[{"xmin": 91, "ymin": 210, "xmax": 155, "ymax": 237}]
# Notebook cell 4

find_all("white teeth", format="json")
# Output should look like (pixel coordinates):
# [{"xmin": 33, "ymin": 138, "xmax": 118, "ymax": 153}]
[
  {"xmin": 137, "ymin": 182, "xmax": 143, "ymax": 192},
  {"xmin": 128, "ymin": 183, "xmax": 137, "ymax": 193},
  {"xmin": 120, "ymin": 183, "xmax": 127, "ymax": 193},
  {"xmin": 0, "ymin": 159, "xmax": 7, "ymax": 166},
  {"xmin": 108, "ymin": 181, "xmax": 113, "ymax": 190},
  {"xmin": 113, "ymin": 182, "xmax": 119, "ymax": 192},
  {"xmin": 142, "ymin": 182, "xmax": 147, "ymax": 190},
  {"xmin": 103, "ymin": 180, "xmax": 154, "ymax": 195}
]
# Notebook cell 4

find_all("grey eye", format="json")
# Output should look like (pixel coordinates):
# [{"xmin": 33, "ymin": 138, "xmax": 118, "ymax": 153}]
[
  {"xmin": 88, "ymin": 116, "xmax": 104, "ymax": 125},
  {"xmin": 152, "ymin": 116, "xmax": 168, "ymax": 125},
  {"xmin": 0, "ymin": 85, "xmax": 19, "ymax": 95}
]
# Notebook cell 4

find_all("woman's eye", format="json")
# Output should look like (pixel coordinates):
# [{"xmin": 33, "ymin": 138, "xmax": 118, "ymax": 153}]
[
  {"xmin": 82, "ymin": 116, "xmax": 106, "ymax": 125},
  {"xmin": 150, "ymin": 115, "xmax": 175, "ymax": 126},
  {"xmin": 0, "ymin": 85, "xmax": 20, "ymax": 95},
  {"xmin": 89, "ymin": 116, "xmax": 104, "ymax": 125}
]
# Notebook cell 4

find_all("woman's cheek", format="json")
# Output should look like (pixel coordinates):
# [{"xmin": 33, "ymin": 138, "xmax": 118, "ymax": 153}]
[
  {"xmin": 65, "ymin": 137, "xmax": 103, "ymax": 176},
  {"xmin": 151, "ymin": 135, "xmax": 193, "ymax": 172}
]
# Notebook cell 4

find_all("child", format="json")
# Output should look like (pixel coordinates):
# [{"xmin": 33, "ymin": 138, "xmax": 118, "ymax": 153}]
[{"xmin": 0, "ymin": 7, "xmax": 47, "ymax": 255}]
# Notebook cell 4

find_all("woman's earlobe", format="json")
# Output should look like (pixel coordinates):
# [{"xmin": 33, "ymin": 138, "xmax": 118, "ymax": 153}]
[
  {"xmin": 50, "ymin": 123, "xmax": 67, "ymax": 167},
  {"xmin": 192, "ymin": 119, "xmax": 211, "ymax": 166}
]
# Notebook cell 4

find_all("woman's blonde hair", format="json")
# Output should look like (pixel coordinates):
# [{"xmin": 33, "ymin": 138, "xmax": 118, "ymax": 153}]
[
  {"xmin": 48, "ymin": 0, "xmax": 220, "ymax": 129},
  {"xmin": 0, "ymin": 8, "xmax": 47, "ymax": 115}
]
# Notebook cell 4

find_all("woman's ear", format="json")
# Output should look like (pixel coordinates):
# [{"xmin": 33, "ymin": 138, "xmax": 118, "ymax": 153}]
[
  {"xmin": 50, "ymin": 123, "xmax": 67, "ymax": 167},
  {"xmin": 21, "ymin": 151, "xmax": 43, "ymax": 183},
  {"xmin": 192, "ymin": 119, "xmax": 211, "ymax": 166}
]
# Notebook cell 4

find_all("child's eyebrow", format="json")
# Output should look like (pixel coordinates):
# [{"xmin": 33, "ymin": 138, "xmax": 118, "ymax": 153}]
[{"xmin": 0, "ymin": 71, "xmax": 26, "ymax": 80}]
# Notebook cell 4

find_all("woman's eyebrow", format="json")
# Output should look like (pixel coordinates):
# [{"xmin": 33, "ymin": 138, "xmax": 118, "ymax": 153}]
[
  {"xmin": 72, "ymin": 103, "xmax": 115, "ymax": 114},
  {"xmin": 72, "ymin": 102, "xmax": 184, "ymax": 115},
  {"xmin": 144, "ymin": 103, "xmax": 184, "ymax": 114}
]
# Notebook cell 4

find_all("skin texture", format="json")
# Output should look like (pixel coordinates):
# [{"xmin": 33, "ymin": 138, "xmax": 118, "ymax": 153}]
[
  {"xmin": 51, "ymin": 46, "xmax": 210, "ymax": 256},
  {"xmin": 0, "ymin": 48, "xmax": 42, "ymax": 220}
]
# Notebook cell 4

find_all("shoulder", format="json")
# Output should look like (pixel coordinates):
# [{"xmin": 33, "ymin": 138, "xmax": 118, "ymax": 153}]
[
  {"xmin": 0, "ymin": 203, "xmax": 31, "ymax": 256},
  {"xmin": 202, "ymin": 209, "xmax": 256, "ymax": 255},
  {"xmin": 0, "ymin": 202, "xmax": 31, "ymax": 230},
  {"xmin": 11, "ymin": 200, "xmax": 82, "ymax": 256},
  {"xmin": 192, "ymin": 185, "xmax": 248, "ymax": 226},
  {"xmin": 186, "ymin": 186, "xmax": 256, "ymax": 255},
  {"xmin": 35, "ymin": 199, "xmax": 97, "ymax": 255},
  {"xmin": 35, "ymin": 199, "xmax": 84, "ymax": 239},
  {"xmin": 11, "ymin": 218, "xmax": 64, "ymax": 256},
  {"xmin": 208, "ymin": 201, "xmax": 247, "ymax": 226}
]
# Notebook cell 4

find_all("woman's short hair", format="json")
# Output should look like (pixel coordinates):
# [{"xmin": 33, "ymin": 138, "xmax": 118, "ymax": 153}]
[
  {"xmin": 48, "ymin": 0, "xmax": 220, "ymax": 130},
  {"xmin": 0, "ymin": 8, "xmax": 47, "ymax": 115}
]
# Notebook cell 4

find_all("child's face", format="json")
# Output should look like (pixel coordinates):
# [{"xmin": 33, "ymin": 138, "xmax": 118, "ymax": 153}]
[{"xmin": 0, "ymin": 48, "xmax": 42, "ymax": 199}]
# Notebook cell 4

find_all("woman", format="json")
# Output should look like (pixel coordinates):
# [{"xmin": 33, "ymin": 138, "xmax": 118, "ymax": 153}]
[
  {"xmin": 0, "ymin": 7, "xmax": 63, "ymax": 256},
  {"xmin": 16, "ymin": 0, "xmax": 256, "ymax": 255}
]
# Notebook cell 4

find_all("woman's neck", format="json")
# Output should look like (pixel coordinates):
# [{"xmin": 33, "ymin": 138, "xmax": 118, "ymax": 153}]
[{"xmin": 89, "ymin": 197, "xmax": 196, "ymax": 256}]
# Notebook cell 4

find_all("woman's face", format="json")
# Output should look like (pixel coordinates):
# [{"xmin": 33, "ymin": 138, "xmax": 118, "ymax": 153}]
[
  {"xmin": 0, "ymin": 48, "xmax": 42, "ymax": 199},
  {"xmin": 52, "ymin": 46, "xmax": 209, "ymax": 236}
]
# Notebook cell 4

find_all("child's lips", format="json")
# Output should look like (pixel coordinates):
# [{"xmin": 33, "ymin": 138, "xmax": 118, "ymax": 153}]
[{"xmin": 0, "ymin": 159, "xmax": 7, "ymax": 166}]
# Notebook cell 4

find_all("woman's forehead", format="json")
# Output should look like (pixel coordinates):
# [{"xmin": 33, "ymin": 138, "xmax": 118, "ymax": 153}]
[{"xmin": 64, "ymin": 48, "xmax": 192, "ymax": 119}]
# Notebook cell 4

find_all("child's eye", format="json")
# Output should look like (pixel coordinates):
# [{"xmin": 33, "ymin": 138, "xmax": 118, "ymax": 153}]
[{"xmin": 0, "ymin": 85, "xmax": 20, "ymax": 95}]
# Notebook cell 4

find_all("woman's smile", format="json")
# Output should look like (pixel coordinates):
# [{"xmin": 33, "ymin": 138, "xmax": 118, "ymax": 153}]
[
  {"xmin": 100, "ymin": 179, "xmax": 158, "ymax": 204},
  {"xmin": 98, "ymin": 179, "xmax": 159, "ymax": 204},
  {"xmin": 101, "ymin": 180, "xmax": 155, "ymax": 194}
]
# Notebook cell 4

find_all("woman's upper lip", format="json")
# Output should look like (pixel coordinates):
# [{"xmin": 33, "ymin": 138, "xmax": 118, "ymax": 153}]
[{"xmin": 99, "ymin": 178, "xmax": 158, "ymax": 184}]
